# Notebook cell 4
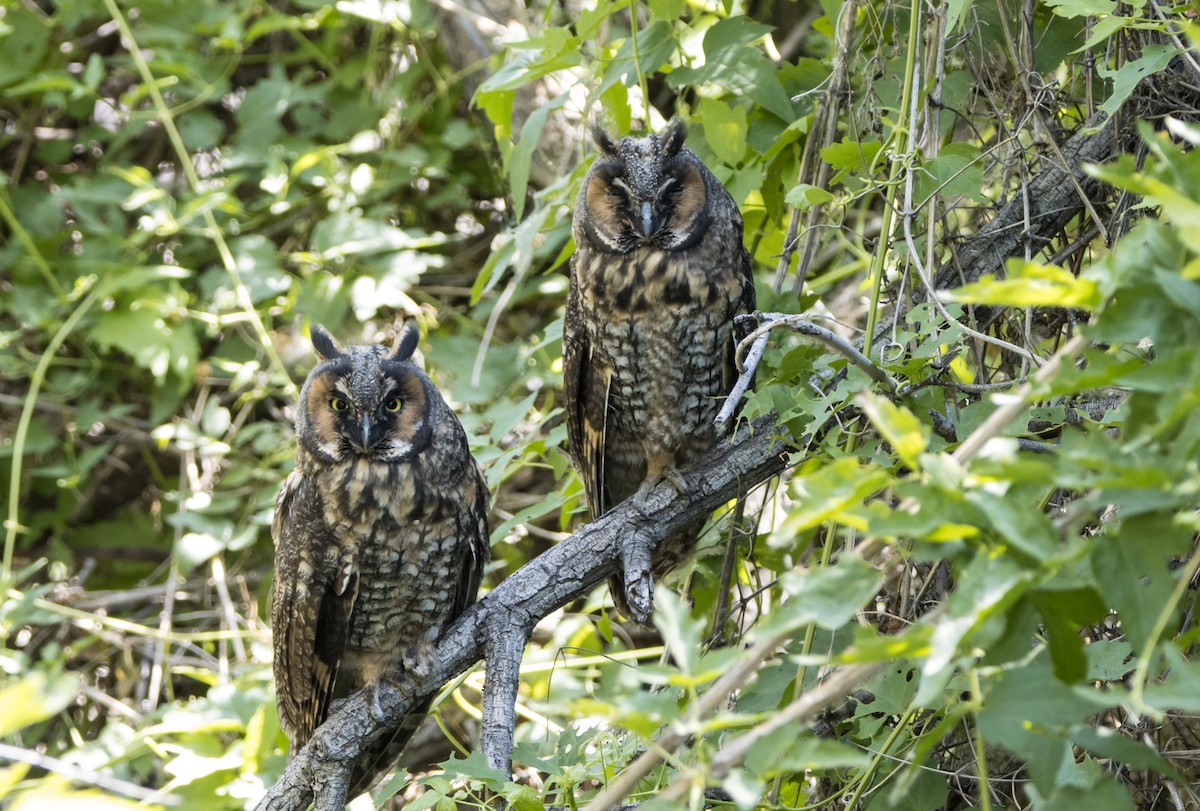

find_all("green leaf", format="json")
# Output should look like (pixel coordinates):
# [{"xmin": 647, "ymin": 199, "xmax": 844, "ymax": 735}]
[
  {"xmin": 820, "ymin": 137, "xmax": 882, "ymax": 181},
  {"xmin": 784, "ymin": 183, "xmax": 834, "ymax": 209},
  {"xmin": 919, "ymin": 553, "xmax": 1032, "ymax": 704},
  {"xmin": 654, "ymin": 590, "xmax": 704, "ymax": 676},
  {"xmin": 0, "ymin": 670, "xmax": 79, "ymax": 738},
  {"xmin": 945, "ymin": 260, "xmax": 1102, "ymax": 309},
  {"xmin": 667, "ymin": 18, "xmax": 794, "ymax": 121},
  {"xmin": 758, "ymin": 556, "xmax": 881, "ymax": 637},
  {"xmin": 857, "ymin": 391, "xmax": 928, "ymax": 469},
  {"xmin": 647, "ymin": 0, "xmax": 685, "ymax": 21},
  {"xmin": 1090, "ymin": 513, "xmax": 1190, "ymax": 653},
  {"xmin": 508, "ymin": 93, "xmax": 568, "ymax": 220},
  {"xmin": 0, "ymin": 8, "xmax": 50, "ymax": 89},
  {"xmin": 1143, "ymin": 644, "xmax": 1200, "ymax": 711},
  {"xmin": 770, "ymin": 458, "xmax": 889, "ymax": 541},
  {"xmin": 232, "ymin": 235, "xmax": 292, "ymax": 304},
  {"xmin": 913, "ymin": 142, "xmax": 985, "ymax": 203},
  {"xmin": 1099, "ymin": 45, "xmax": 1179, "ymax": 116},
  {"xmin": 1043, "ymin": 0, "xmax": 1119, "ymax": 17},
  {"xmin": 745, "ymin": 729, "xmax": 870, "ymax": 778},
  {"xmin": 699, "ymin": 97, "xmax": 748, "ymax": 166}
]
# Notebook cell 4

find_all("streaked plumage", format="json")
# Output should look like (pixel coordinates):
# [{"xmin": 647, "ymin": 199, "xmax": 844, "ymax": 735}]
[
  {"xmin": 563, "ymin": 121, "xmax": 756, "ymax": 618},
  {"xmin": 271, "ymin": 324, "xmax": 489, "ymax": 797}
]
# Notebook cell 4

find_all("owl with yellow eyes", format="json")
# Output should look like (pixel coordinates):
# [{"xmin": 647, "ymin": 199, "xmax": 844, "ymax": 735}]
[
  {"xmin": 563, "ymin": 121, "xmax": 756, "ymax": 620},
  {"xmin": 270, "ymin": 324, "xmax": 489, "ymax": 797}
]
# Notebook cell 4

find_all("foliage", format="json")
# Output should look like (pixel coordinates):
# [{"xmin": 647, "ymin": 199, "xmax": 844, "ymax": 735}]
[{"xmin": 4, "ymin": 0, "xmax": 1200, "ymax": 809}]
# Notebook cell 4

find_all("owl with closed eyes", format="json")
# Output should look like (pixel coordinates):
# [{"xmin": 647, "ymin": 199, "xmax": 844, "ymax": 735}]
[
  {"xmin": 271, "ymin": 324, "xmax": 489, "ymax": 799},
  {"xmin": 563, "ymin": 120, "xmax": 756, "ymax": 621}
]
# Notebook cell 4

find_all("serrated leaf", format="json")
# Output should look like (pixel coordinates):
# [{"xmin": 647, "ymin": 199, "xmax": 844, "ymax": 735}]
[
  {"xmin": 1099, "ymin": 45, "xmax": 1179, "ymax": 116},
  {"xmin": 820, "ymin": 137, "xmax": 882, "ymax": 180},
  {"xmin": 667, "ymin": 18, "xmax": 793, "ymax": 121}
]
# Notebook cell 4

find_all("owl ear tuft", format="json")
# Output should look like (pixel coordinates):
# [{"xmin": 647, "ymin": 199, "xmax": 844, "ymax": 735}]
[
  {"xmin": 310, "ymin": 325, "xmax": 342, "ymax": 361},
  {"xmin": 590, "ymin": 123, "xmax": 617, "ymax": 156},
  {"xmin": 662, "ymin": 120, "xmax": 687, "ymax": 157},
  {"xmin": 392, "ymin": 323, "xmax": 420, "ymax": 362}
]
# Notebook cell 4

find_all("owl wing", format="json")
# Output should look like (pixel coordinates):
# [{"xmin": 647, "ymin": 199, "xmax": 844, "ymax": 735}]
[
  {"xmin": 724, "ymin": 246, "xmax": 758, "ymax": 394},
  {"xmin": 454, "ymin": 461, "xmax": 492, "ymax": 617},
  {"xmin": 563, "ymin": 272, "xmax": 611, "ymax": 519},
  {"xmin": 271, "ymin": 472, "xmax": 359, "ymax": 747}
]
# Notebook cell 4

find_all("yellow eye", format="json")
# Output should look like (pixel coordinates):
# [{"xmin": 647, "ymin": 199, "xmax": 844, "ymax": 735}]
[
  {"xmin": 330, "ymin": 397, "xmax": 349, "ymax": 412},
  {"xmin": 384, "ymin": 397, "xmax": 403, "ymax": 413}
]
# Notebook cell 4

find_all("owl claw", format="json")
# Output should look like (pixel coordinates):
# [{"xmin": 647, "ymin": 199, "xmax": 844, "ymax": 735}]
[
  {"xmin": 630, "ymin": 466, "xmax": 690, "ymax": 518},
  {"xmin": 366, "ymin": 682, "xmax": 389, "ymax": 726},
  {"xmin": 617, "ymin": 527, "xmax": 656, "ymax": 624}
]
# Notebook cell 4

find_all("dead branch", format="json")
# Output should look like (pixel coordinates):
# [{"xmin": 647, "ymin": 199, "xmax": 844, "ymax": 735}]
[{"xmin": 254, "ymin": 417, "xmax": 793, "ymax": 811}]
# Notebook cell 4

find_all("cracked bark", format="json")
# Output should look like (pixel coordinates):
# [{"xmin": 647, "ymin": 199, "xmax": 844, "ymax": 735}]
[{"xmin": 255, "ymin": 418, "xmax": 793, "ymax": 811}]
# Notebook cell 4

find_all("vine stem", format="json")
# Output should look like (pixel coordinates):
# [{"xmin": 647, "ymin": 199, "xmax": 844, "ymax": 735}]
[
  {"xmin": 0, "ymin": 187, "xmax": 64, "ymax": 297},
  {"xmin": 4, "ymin": 282, "xmax": 106, "ymax": 585},
  {"xmin": 861, "ymin": 0, "xmax": 923, "ymax": 359},
  {"xmin": 1129, "ymin": 532, "xmax": 1200, "ymax": 710},
  {"xmin": 627, "ymin": 0, "xmax": 652, "ymax": 127},
  {"xmin": 100, "ymin": 0, "xmax": 295, "ymax": 397}
]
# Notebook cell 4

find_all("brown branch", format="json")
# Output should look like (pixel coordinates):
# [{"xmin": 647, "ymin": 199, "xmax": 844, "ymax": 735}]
[{"xmin": 254, "ymin": 417, "xmax": 794, "ymax": 811}]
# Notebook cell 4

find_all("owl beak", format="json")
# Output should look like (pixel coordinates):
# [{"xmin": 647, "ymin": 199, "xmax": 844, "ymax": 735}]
[
  {"xmin": 633, "ymin": 201, "xmax": 662, "ymax": 242},
  {"xmin": 349, "ymin": 413, "xmax": 376, "ymax": 454}
]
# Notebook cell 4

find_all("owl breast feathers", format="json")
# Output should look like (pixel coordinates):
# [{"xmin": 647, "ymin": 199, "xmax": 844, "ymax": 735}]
[
  {"xmin": 271, "ymin": 324, "xmax": 489, "ymax": 798},
  {"xmin": 563, "ymin": 120, "xmax": 756, "ymax": 616}
]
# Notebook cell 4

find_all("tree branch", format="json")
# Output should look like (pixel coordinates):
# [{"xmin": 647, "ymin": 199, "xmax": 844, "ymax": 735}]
[{"xmin": 255, "ymin": 417, "xmax": 794, "ymax": 811}]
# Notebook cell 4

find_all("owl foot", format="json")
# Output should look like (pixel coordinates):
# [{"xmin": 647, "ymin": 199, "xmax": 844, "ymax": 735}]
[
  {"xmin": 630, "ymin": 466, "xmax": 690, "ymax": 519},
  {"xmin": 614, "ymin": 526, "xmax": 656, "ymax": 624}
]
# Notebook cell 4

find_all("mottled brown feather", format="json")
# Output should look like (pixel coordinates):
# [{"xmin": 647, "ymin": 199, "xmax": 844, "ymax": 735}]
[
  {"xmin": 563, "ymin": 123, "xmax": 756, "ymax": 617},
  {"xmin": 271, "ymin": 327, "xmax": 490, "ymax": 798}
]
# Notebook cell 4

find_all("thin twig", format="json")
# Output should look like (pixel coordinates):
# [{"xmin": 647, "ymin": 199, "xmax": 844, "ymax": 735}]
[{"xmin": 0, "ymin": 741, "xmax": 179, "ymax": 805}]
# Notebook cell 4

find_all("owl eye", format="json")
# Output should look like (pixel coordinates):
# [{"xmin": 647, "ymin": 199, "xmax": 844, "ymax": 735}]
[
  {"xmin": 330, "ymin": 397, "xmax": 349, "ymax": 412},
  {"xmin": 384, "ymin": 397, "xmax": 404, "ymax": 413}
]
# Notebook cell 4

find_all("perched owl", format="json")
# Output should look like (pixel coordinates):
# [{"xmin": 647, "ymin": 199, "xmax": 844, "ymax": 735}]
[
  {"xmin": 563, "ymin": 120, "xmax": 756, "ymax": 620},
  {"xmin": 271, "ymin": 324, "xmax": 489, "ymax": 798}
]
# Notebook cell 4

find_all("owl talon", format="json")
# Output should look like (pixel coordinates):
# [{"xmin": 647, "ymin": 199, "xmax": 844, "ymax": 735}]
[
  {"xmin": 366, "ymin": 682, "xmax": 389, "ymax": 727},
  {"xmin": 630, "ymin": 466, "xmax": 690, "ymax": 518},
  {"xmin": 615, "ymin": 527, "xmax": 656, "ymax": 623}
]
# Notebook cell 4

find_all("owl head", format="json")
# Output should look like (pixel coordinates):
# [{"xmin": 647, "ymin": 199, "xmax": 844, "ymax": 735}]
[
  {"xmin": 578, "ymin": 120, "xmax": 712, "ymax": 253},
  {"xmin": 294, "ymin": 324, "xmax": 435, "ymax": 464}
]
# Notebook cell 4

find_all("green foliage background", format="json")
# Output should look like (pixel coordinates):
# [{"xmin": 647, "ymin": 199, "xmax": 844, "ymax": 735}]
[{"xmin": 4, "ymin": 0, "xmax": 1200, "ymax": 809}]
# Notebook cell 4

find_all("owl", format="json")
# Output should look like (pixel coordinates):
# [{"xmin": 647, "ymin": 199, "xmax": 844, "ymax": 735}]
[
  {"xmin": 271, "ymin": 324, "xmax": 490, "ymax": 798},
  {"xmin": 562, "ymin": 120, "xmax": 756, "ymax": 620}
]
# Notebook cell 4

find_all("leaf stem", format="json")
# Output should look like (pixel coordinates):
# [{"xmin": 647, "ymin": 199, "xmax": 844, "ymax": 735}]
[
  {"xmin": 1129, "ymin": 535, "xmax": 1200, "ymax": 708},
  {"xmin": 4, "ymin": 282, "xmax": 106, "ymax": 585},
  {"xmin": 862, "ymin": 0, "xmax": 922, "ymax": 359},
  {"xmin": 627, "ymin": 0, "xmax": 652, "ymax": 127},
  {"xmin": 0, "ymin": 186, "xmax": 65, "ymax": 297}
]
